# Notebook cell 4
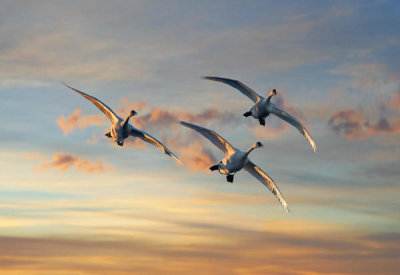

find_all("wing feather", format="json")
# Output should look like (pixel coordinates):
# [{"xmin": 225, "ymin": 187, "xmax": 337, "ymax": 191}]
[
  {"xmin": 130, "ymin": 128, "xmax": 182, "ymax": 164},
  {"xmin": 244, "ymin": 161, "xmax": 289, "ymax": 212},
  {"xmin": 63, "ymin": 83, "xmax": 119, "ymax": 123},
  {"xmin": 268, "ymin": 104, "xmax": 317, "ymax": 152},
  {"xmin": 179, "ymin": 121, "xmax": 236, "ymax": 156},
  {"xmin": 204, "ymin": 76, "xmax": 261, "ymax": 103}
]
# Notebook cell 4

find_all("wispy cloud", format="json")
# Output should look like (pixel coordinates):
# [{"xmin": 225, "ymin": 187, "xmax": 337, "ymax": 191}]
[
  {"xmin": 57, "ymin": 100, "xmax": 234, "ymax": 172},
  {"xmin": 125, "ymin": 107, "xmax": 233, "ymax": 172},
  {"xmin": 57, "ymin": 109, "xmax": 105, "ymax": 135},
  {"xmin": 28, "ymin": 153, "xmax": 113, "ymax": 173},
  {"xmin": 0, "ymin": 226, "xmax": 398, "ymax": 275}
]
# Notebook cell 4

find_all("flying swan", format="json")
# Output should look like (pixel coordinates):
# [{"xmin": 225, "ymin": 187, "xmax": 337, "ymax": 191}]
[
  {"xmin": 180, "ymin": 121, "xmax": 289, "ymax": 212},
  {"xmin": 63, "ymin": 83, "xmax": 182, "ymax": 164},
  {"xmin": 204, "ymin": 76, "xmax": 317, "ymax": 152}
]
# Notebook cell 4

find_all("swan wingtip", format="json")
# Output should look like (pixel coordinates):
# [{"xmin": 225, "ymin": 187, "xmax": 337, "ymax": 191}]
[{"xmin": 179, "ymin": 121, "xmax": 191, "ymax": 127}]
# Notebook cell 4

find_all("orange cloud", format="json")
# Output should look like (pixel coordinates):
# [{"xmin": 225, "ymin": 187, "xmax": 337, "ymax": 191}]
[
  {"xmin": 57, "ymin": 109, "xmax": 105, "ymax": 135},
  {"xmin": 110, "ymin": 104, "xmax": 232, "ymax": 172},
  {"xmin": 31, "ymin": 153, "xmax": 113, "ymax": 173},
  {"xmin": 133, "ymin": 107, "xmax": 233, "ymax": 130},
  {"xmin": 0, "ymin": 229, "xmax": 398, "ymax": 275},
  {"xmin": 382, "ymin": 88, "xmax": 400, "ymax": 110},
  {"xmin": 167, "ymin": 133, "xmax": 217, "ymax": 172},
  {"xmin": 117, "ymin": 97, "xmax": 147, "ymax": 115},
  {"xmin": 249, "ymin": 123, "xmax": 289, "ymax": 138},
  {"xmin": 124, "ymin": 129, "xmax": 217, "ymax": 172},
  {"xmin": 58, "ymin": 99, "xmax": 233, "ymax": 137},
  {"xmin": 328, "ymin": 109, "xmax": 400, "ymax": 140}
]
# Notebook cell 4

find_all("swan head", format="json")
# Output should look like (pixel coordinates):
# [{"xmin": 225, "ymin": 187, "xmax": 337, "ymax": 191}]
[
  {"xmin": 130, "ymin": 110, "xmax": 138, "ymax": 117},
  {"xmin": 268, "ymin": 89, "xmax": 277, "ymax": 97},
  {"xmin": 255, "ymin": 141, "xmax": 263, "ymax": 148}
]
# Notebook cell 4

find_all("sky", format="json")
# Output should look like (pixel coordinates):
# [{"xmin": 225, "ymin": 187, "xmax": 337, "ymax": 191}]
[{"xmin": 0, "ymin": 0, "xmax": 399, "ymax": 274}]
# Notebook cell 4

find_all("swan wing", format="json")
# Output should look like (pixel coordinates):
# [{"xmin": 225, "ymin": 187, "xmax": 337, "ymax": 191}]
[
  {"xmin": 179, "ymin": 121, "xmax": 236, "ymax": 156},
  {"xmin": 268, "ymin": 104, "xmax": 317, "ymax": 152},
  {"xmin": 203, "ymin": 76, "xmax": 261, "ymax": 103},
  {"xmin": 244, "ymin": 161, "xmax": 289, "ymax": 212},
  {"xmin": 130, "ymin": 128, "xmax": 182, "ymax": 164},
  {"xmin": 63, "ymin": 83, "xmax": 120, "ymax": 123}
]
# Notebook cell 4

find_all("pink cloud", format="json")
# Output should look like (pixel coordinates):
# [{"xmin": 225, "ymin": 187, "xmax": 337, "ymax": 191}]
[
  {"xmin": 328, "ymin": 109, "xmax": 400, "ymax": 141},
  {"xmin": 167, "ymin": 133, "xmax": 217, "ymax": 173},
  {"xmin": 57, "ymin": 109, "xmax": 105, "ymax": 135},
  {"xmin": 381, "ymin": 87, "xmax": 400, "ymax": 110},
  {"xmin": 58, "ymin": 98, "xmax": 233, "ymax": 136},
  {"xmin": 29, "ymin": 153, "xmax": 113, "ymax": 173}
]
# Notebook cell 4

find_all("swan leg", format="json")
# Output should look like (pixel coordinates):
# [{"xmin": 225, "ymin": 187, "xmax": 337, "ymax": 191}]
[
  {"xmin": 226, "ymin": 174, "xmax": 234, "ymax": 183},
  {"xmin": 105, "ymin": 132, "xmax": 111, "ymax": 138},
  {"xmin": 209, "ymin": 164, "xmax": 219, "ymax": 171},
  {"xmin": 259, "ymin": 118, "xmax": 265, "ymax": 126},
  {"xmin": 243, "ymin": 111, "xmax": 252, "ymax": 117}
]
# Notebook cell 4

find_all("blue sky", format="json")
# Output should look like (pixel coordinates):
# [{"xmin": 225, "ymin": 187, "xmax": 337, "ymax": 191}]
[{"xmin": 0, "ymin": 1, "xmax": 399, "ymax": 274}]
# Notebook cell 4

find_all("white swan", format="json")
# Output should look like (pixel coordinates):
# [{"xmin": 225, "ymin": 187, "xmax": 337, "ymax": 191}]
[
  {"xmin": 204, "ymin": 76, "xmax": 317, "ymax": 152},
  {"xmin": 63, "ymin": 83, "xmax": 182, "ymax": 164},
  {"xmin": 180, "ymin": 121, "xmax": 289, "ymax": 212}
]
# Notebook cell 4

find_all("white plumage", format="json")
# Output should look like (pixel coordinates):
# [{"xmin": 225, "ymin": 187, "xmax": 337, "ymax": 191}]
[
  {"xmin": 180, "ymin": 121, "xmax": 289, "ymax": 212},
  {"xmin": 204, "ymin": 76, "xmax": 317, "ymax": 152},
  {"xmin": 63, "ymin": 83, "xmax": 182, "ymax": 164}
]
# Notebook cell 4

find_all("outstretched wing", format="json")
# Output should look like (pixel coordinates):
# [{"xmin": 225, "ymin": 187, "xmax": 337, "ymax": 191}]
[
  {"xmin": 179, "ymin": 121, "xmax": 236, "ymax": 156},
  {"xmin": 63, "ymin": 83, "xmax": 120, "ymax": 123},
  {"xmin": 268, "ymin": 104, "xmax": 317, "ymax": 152},
  {"xmin": 130, "ymin": 128, "xmax": 182, "ymax": 165},
  {"xmin": 244, "ymin": 161, "xmax": 289, "ymax": 212},
  {"xmin": 203, "ymin": 76, "xmax": 261, "ymax": 103}
]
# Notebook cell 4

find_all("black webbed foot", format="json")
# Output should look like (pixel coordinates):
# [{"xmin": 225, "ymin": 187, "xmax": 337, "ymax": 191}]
[
  {"xmin": 209, "ymin": 164, "xmax": 219, "ymax": 171},
  {"xmin": 226, "ymin": 174, "xmax": 234, "ymax": 183},
  {"xmin": 259, "ymin": 118, "xmax": 265, "ymax": 126},
  {"xmin": 243, "ymin": 111, "xmax": 252, "ymax": 117}
]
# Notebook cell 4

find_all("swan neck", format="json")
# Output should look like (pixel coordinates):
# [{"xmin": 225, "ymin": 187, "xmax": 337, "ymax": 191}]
[
  {"xmin": 246, "ymin": 145, "xmax": 257, "ymax": 156},
  {"xmin": 122, "ymin": 114, "xmax": 131, "ymax": 128}
]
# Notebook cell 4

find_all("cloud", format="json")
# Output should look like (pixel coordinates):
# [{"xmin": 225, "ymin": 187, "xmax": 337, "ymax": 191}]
[
  {"xmin": 330, "ymin": 63, "xmax": 388, "ymax": 90},
  {"xmin": 116, "ymin": 97, "xmax": 147, "ymax": 115},
  {"xmin": 328, "ymin": 109, "xmax": 400, "ymax": 141},
  {"xmin": 28, "ymin": 153, "xmax": 113, "ymax": 173},
  {"xmin": 134, "ymin": 107, "xmax": 234, "ymax": 130},
  {"xmin": 124, "ymin": 107, "xmax": 233, "ymax": 172},
  {"xmin": 0, "ymin": 31, "xmax": 157, "ymax": 86},
  {"xmin": 0, "ymin": 227, "xmax": 398, "ymax": 275},
  {"xmin": 166, "ymin": 133, "xmax": 217, "ymax": 173},
  {"xmin": 58, "ymin": 98, "xmax": 234, "ymax": 135},
  {"xmin": 381, "ymin": 86, "xmax": 400, "ymax": 110},
  {"xmin": 57, "ymin": 100, "xmax": 233, "ymax": 172},
  {"xmin": 57, "ymin": 109, "xmax": 105, "ymax": 135}
]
